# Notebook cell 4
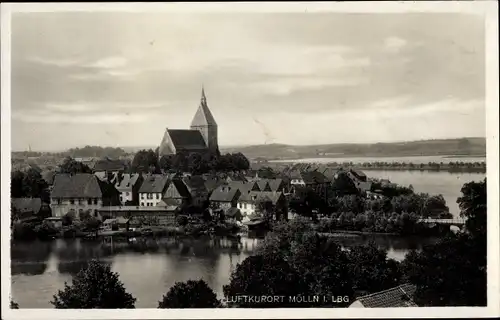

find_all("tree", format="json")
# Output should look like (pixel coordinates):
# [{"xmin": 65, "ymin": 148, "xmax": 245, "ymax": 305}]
[
  {"xmin": 158, "ymin": 280, "xmax": 221, "ymax": 308},
  {"xmin": 346, "ymin": 242, "xmax": 402, "ymax": 296},
  {"xmin": 402, "ymin": 179, "xmax": 487, "ymax": 306},
  {"xmin": 458, "ymin": 178, "xmax": 486, "ymax": 239},
  {"xmin": 131, "ymin": 149, "xmax": 159, "ymax": 174},
  {"xmin": 62, "ymin": 211, "xmax": 75, "ymax": 226},
  {"xmin": 330, "ymin": 170, "xmax": 359, "ymax": 196},
  {"xmin": 223, "ymin": 253, "xmax": 306, "ymax": 308},
  {"xmin": 51, "ymin": 259, "xmax": 136, "ymax": 308},
  {"xmin": 176, "ymin": 215, "xmax": 189, "ymax": 227},
  {"xmin": 11, "ymin": 170, "xmax": 26, "ymax": 198},
  {"xmin": 59, "ymin": 157, "xmax": 92, "ymax": 174}
]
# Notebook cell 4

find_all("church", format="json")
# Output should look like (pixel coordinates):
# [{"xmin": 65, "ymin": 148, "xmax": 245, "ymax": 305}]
[{"xmin": 158, "ymin": 87, "xmax": 219, "ymax": 157}]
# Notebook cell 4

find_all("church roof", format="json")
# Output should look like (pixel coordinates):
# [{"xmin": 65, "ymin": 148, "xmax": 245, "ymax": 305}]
[
  {"xmin": 167, "ymin": 129, "xmax": 208, "ymax": 151},
  {"xmin": 190, "ymin": 87, "xmax": 217, "ymax": 127}
]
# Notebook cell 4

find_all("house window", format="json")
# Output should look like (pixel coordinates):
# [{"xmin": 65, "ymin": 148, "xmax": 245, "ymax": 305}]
[
  {"xmin": 87, "ymin": 199, "xmax": 92, "ymax": 205},
  {"xmin": 126, "ymin": 192, "xmax": 130, "ymax": 196},
  {"xmin": 244, "ymin": 203, "xmax": 247, "ymax": 209},
  {"xmin": 57, "ymin": 199, "xmax": 61, "ymax": 205},
  {"xmin": 94, "ymin": 199, "xmax": 98, "ymax": 205},
  {"xmin": 70, "ymin": 199, "xmax": 75, "ymax": 205},
  {"xmin": 141, "ymin": 194, "xmax": 145, "ymax": 199},
  {"xmin": 141, "ymin": 202, "xmax": 144, "ymax": 206}
]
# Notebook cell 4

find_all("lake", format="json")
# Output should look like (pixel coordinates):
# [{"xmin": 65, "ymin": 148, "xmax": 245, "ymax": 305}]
[
  {"xmin": 11, "ymin": 170, "xmax": 486, "ymax": 308},
  {"xmin": 11, "ymin": 234, "xmax": 439, "ymax": 309},
  {"xmin": 361, "ymin": 170, "xmax": 485, "ymax": 217}
]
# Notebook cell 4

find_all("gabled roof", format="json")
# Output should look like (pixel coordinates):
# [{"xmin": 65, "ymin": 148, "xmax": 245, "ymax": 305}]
[
  {"xmin": 355, "ymin": 284, "xmax": 417, "ymax": 308},
  {"xmin": 256, "ymin": 180, "xmax": 272, "ymax": 192},
  {"xmin": 238, "ymin": 191, "xmax": 283, "ymax": 205},
  {"xmin": 225, "ymin": 207, "xmax": 242, "ymax": 218},
  {"xmin": 167, "ymin": 129, "xmax": 208, "ymax": 151},
  {"xmin": 203, "ymin": 175, "xmax": 225, "ymax": 192},
  {"xmin": 115, "ymin": 173, "xmax": 142, "ymax": 191},
  {"xmin": 300, "ymin": 170, "xmax": 330, "ymax": 184},
  {"xmin": 190, "ymin": 87, "xmax": 217, "ymax": 127},
  {"xmin": 11, "ymin": 198, "xmax": 42, "ymax": 214},
  {"xmin": 169, "ymin": 179, "xmax": 191, "ymax": 198},
  {"xmin": 264, "ymin": 179, "xmax": 285, "ymax": 192},
  {"xmin": 138, "ymin": 174, "xmax": 171, "ymax": 194},
  {"xmin": 51, "ymin": 174, "xmax": 103, "ymax": 198},
  {"xmin": 228, "ymin": 181, "xmax": 260, "ymax": 194},
  {"xmin": 209, "ymin": 185, "xmax": 240, "ymax": 202},
  {"xmin": 182, "ymin": 175, "xmax": 207, "ymax": 193}
]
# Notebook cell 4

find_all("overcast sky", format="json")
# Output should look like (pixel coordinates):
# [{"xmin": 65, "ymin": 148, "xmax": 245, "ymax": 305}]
[{"xmin": 11, "ymin": 12, "xmax": 485, "ymax": 151}]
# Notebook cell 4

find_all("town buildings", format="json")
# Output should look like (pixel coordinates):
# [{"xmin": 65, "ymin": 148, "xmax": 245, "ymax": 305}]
[
  {"xmin": 50, "ymin": 173, "xmax": 120, "ymax": 219},
  {"xmin": 114, "ymin": 173, "xmax": 144, "ymax": 205},
  {"xmin": 138, "ymin": 174, "xmax": 172, "ymax": 207}
]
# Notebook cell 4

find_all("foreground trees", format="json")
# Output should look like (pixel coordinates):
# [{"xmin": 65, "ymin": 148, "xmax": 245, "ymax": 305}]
[
  {"xmin": 158, "ymin": 280, "xmax": 221, "ymax": 308},
  {"xmin": 402, "ymin": 178, "xmax": 487, "ymax": 306},
  {"xmin": 224, "ymin": 217, "xmax": 400, "ymax": 307},
  {"xmin": 51, "ymin": 260, "xmax": 136, "ymax": 308}
]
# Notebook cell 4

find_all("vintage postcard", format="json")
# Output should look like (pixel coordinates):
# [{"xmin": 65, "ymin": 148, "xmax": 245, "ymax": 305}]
[{"xmin": 1, "ymin": 1, "xmax": 499, "ymax": 319}]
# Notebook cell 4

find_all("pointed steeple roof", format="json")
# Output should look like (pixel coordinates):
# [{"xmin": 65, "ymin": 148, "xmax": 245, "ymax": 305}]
[{"xmin": 191, "ymin": 86, "xmax": 217, "ymax": 127}]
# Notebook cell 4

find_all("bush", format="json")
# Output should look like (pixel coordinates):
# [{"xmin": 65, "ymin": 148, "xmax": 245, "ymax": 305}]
[
  {"xmin": 51, "ymin": 259, "xmax": 136, "ymax": 308},
  {"xmin": 158, "ymin": 280, "xmax": 221, "ymax": 308}
]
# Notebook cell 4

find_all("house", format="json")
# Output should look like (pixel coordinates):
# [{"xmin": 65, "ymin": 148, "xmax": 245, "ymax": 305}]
[
  {"xmin": 203, "ymin": 174, "xmax": 225, "ymax": 194},
  {"xmin": 349, "ymin": 284, "xmax": 418, "ymax": 308},
  {"xmin": 225, "ymin": 172, "xmax": 248, "ymax": 183},
  {"xmin": 182, "ymin": 175, "xmax": 209, "ymax": 207},
  {"xmin": 92, "ymin": 157, "xmax": 126, "ymax": 177},
  {"xmin": 256, "ymin": 180, "xmax": 272, "ymax": 192},
  {"xmin": 346, "ymin": 170, "xmax": 373, "ymax": 193},
  {"xmin": 138, "ymin": 174, "xmax": 172, "ymax": 207},
  {"xmin": 228, "ymin": 180, "xmax": 261, "ymax": 194},
  {"xmin": 50, "ymin": 173, "xmax": 120, "ymax": 219},
  {"xmin": 209, "ymin": 184, "xmax": 241, "ymax": 210},
  {"xmin": 114, "ymin": 173, "xmax": 144, "ymax": 205},
  {"xmin": 289, "ymin": 170, "xmax": 330, "ymax": 200},
  {"xmin": 237, "ymin": 191, "xmax": 286, "ymax": 219},
  {"xmin": 163, "ymin": 178, "xmax": 192, "ymax": 209},
  {"xmin": 260, "ymin": 178, "xmax": 287, "ymax": 193},
  {"xmin": 11, "ymin": 198, "xmax": 49, "ymax": 221},
  {"xmin": 224, "ymin": 207, "xmax": 243, "ymax": 223},
  {"xmin": 102, "ymin": 217, "xmax": 130, "ymax": 231},
  {"xmin": 44, "ymin": 217, "xmax": 63, "ymax": 229}
]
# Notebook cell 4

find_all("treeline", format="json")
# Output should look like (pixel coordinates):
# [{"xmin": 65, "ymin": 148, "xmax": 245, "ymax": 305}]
[
  {"xmin": 67, "ymin": 146, "xmax": 128, "ymax": 159},
  {"xmin": 130, "ymin": 149, "xmax": 250, "ymax": 174},
  {"xmin": 11, "ymin": 179, "xmax": 486, "ymax": 309}
]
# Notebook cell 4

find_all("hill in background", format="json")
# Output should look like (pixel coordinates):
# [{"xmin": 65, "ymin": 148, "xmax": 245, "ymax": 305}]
[{"xmin": 220, "ymin": 137, "xmax": 486, "ymax": 160}]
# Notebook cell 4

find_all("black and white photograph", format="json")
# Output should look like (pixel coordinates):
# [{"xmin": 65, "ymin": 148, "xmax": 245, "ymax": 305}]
[{"xmin": 1, "ymin": 1, "xmax": 498, "ymax": 319}]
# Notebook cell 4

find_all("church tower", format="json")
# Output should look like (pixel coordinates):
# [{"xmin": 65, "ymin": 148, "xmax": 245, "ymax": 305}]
[{"xmin": 190, "ymin": 87, "xmax": 219, "ymax": 154}]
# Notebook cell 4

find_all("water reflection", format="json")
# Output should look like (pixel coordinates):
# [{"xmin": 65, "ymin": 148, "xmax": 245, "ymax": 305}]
[
  {"xmin": 11, "ymin": 241, "xmax": 52, "ymax": 276},
  {"xmin": 11, "ymin": 234, "xmax": 436, "ymax": 308}
]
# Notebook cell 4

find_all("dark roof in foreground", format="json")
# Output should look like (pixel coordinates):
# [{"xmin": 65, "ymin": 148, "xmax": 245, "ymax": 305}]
[
  {"xmin": 354, "ymin": 284, "xmax": 417, "ymax": 308},
  {"xmin": 51, "ymin": 174, "xmax": 103, "ymax": 198}
]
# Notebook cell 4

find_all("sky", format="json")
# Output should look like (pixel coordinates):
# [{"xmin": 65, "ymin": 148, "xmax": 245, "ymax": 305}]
[{"xmin": 10, "ymin": 11, "xmax": 486, "ymax": 151}]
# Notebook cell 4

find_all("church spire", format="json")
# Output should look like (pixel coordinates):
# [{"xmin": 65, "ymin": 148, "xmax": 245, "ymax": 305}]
[{"xmin": 191, "ymin": 86, "xmax": 217, "ymax": 127}]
